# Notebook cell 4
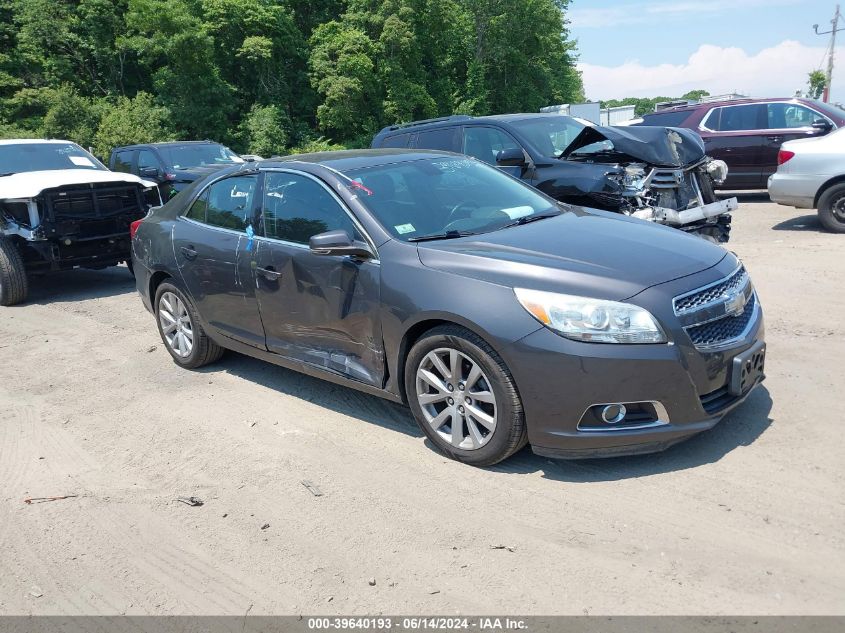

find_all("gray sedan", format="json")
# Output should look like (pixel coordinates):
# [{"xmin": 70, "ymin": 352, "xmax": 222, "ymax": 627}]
[
  {"xmin": 130, "ymin": 150, "xmax": 765, "ymax": 466},
  {"xmin": 768, "ymin": 127, "xmax": 845, "ymax": 232}
]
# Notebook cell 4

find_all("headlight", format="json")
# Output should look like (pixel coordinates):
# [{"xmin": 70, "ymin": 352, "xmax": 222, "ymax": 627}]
[{"xmin": 514, "ymin": 288, "xmax": 667, "ymax": 344}]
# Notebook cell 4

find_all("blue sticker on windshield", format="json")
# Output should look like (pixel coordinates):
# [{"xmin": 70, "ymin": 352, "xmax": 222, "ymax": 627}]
[{"xmin": 245, "ymin": 224, "xmax": 255, "ymax": 252}]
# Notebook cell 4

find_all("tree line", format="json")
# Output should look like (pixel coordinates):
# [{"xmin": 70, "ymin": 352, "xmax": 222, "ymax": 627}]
[{"xmin": 0, "ymin": 0, "xmax": 584, "ymax": 158}]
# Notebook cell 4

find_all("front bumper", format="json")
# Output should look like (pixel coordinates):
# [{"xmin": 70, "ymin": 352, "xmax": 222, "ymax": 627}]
[{"xmin": 502, "ymin": 264, "xmax": 766, "ymax": 459}]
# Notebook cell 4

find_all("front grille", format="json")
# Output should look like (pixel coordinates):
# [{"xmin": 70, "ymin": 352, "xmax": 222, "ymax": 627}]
[
  {"xmin": 674, "ymin": 265, "xmax": 748, "ymax": 314},
  {"xmin": 686, "ymin": 293, "xmax": 756, "ymax": 347},
  {"xmin": 45, "ymin": 183, "xmax": 143, "ymax": 221},
  {"xmin": 699, "ymin": 385, "xmax": 739, "ymax": 415},
  {"xmin": 650, "ymin": 169, "xmax": 683, "ymax": 189}
]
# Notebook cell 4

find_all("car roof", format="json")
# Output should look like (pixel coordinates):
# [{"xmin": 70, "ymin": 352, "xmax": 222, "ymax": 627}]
[
  {"xmin": 0, "ymin": 138, "xmax": 77, "ymax": 146},
  {"xmin": 113, "ymin": 141, "xmax": 223, "ymax": 150},
  {"xmin": 376, "ymin": 112, "xmax": 573, "ymax": 136},
  {"xmin": 647, "ymin": 97, "xmax": 819, "ymax": 114},
  {"xmin": 258, "ymin": 148, "xmax": 457, "ymax": 172}
]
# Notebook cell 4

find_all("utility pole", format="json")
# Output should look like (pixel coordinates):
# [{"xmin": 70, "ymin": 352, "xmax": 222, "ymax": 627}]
[{"xmin": 814, "ymin": 4, "xmax": 844, "ymax": 102}]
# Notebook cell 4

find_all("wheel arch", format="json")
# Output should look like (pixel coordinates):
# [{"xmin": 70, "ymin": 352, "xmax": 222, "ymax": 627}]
[
  {"xmin": 813, "ymin": 175, "xmax": 845, "ymax": 207},
  {"xmin": 148, "ymin": 270, "xmax": 172, "ymax": 306},
  {"xmin": 395, "ymin": 315, "xmax": 514, "ymax": 406}
]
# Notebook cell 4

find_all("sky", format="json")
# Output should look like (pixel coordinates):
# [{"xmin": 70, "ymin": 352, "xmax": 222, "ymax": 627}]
[{"xmin": 568, "ymin": 0, "xmax": 845, "ymax": 103}]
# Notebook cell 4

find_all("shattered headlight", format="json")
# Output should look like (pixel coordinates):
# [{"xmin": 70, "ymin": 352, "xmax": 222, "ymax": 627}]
[
  {"xmin": 611, "ymin": 164, "xmax": 650, "ymax": 193},
  {"xmin": 514, "ymin": 288, "xmax": 667, "ymax": 344},
  {"xmin": 706, "ymin": 159, "xmax": 729, "ymax": 186}
]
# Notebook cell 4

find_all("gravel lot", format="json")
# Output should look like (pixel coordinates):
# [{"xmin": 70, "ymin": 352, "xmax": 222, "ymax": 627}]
[{"xmin": 1, "ymin": 195, "xmax": 843, "ymax": 616}]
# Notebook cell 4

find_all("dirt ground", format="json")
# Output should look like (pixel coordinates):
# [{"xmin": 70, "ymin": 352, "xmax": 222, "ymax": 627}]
[{"xmin": 1, "ymin": 195, "xmax": 843, "ymax": 616}]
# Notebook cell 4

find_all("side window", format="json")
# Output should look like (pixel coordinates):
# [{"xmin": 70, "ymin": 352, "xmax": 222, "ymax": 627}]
[
  {"xmin": 414, "ymin": 127, "xmax": 460, "ymax": 152},
  {"xmin": 767, "ymin": 103, "xmax": 821, "ymax": 129},
  {"xmin": 112, "ymin": 150, "xmax": 133, "ymax": 173},
  {"xmin": 137, "ymin": 150, "xmax": 161, "ymax": 173},
  {"xmin": 201, "ymin": 175, "xmax": 258, "ymax": 232},
  {"xmin": 381, "ymin": 133, "xmax": 411, "ymax": 148},
  {"xmin": 709, "ymin": 105, "xmax": 764, "ymax": 131},
  {"xmin": 185, "ymin": 189, "xmax": 209, "ymax": 222},
  {"xmin": 262, "ymin": 172, "xmax": 358, "ymax": 245},
  {"xmin": 462, "ymin": 127, "xmax": 521, "ymax": 164}
]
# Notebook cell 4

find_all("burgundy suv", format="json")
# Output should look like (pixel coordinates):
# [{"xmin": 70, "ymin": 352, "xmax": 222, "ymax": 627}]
[{"xmin": 633, "ymin": 98, "xmax": 845, "ymax": 189}]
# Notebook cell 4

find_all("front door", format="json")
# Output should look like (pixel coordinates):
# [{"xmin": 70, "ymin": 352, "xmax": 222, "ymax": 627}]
[
  {"xmin": 253, "ymin": 170, "xmax": 384, "ymax": 387},
  {"xmin": 171, "ymin": 173, "xmax": 266, "ymax": 348}
]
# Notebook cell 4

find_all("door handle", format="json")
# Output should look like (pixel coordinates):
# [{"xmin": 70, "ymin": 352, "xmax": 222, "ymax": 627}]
[
  {"xmin": 767, "ymin": 135, "xmax": 783, "ymax": 142},
  {"xmin": 180, "ymin": 245, "xmax": 198, "ymax": 260},
  {"xmin": 256, "ymin": 266, "xmax": 281, "ymax": 281}
]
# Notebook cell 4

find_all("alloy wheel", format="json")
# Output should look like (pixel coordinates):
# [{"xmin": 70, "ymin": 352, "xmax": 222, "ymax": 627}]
[
  {"xmin": 415, "ymin": 347, "xmax": 497, "ymax": 450},
  {"xmin": 158, "ymin": 291, "xmax": 194, "ymax": 358}
]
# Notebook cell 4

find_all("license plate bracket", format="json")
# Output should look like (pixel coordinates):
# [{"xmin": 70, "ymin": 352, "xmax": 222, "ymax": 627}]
[{"xmin": 729, "ymin": 340, "xmax": 766, "ymax": 396}]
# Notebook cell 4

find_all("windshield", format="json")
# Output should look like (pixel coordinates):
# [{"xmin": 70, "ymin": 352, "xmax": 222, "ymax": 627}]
[
  {"xmin": 809, "ymin": 100, "xmax": 845, "ymax": 122},
  {"xmin": 0, "ymin": 143, "xmax": 106, "ymax": 175},
  {"xmin": 158, "ymin": 144, "xmax": 243, "ymax": 170},
  {"xmin": 344, "ymin": 157, "xmax": 560, "ymax": 241},
  {"xmin": 509, "ymin": 116, "xmax": 586, "ymax": 157}
]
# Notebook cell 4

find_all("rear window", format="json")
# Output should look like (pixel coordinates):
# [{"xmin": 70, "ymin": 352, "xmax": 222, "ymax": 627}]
[
  {"xmin": 379, "ymin": 133, "xmax": 411, "ymax": 149},
  {"xmin": 641, "ymin": 111, "xmax": 693, "ymax": 126},
  {"xmin": 112, "ymin": 150, "xmax": 133, "ymax": 173},
  {"xmin": 414, "ymin": 127, "xmax": 460, "ymax": 152}
]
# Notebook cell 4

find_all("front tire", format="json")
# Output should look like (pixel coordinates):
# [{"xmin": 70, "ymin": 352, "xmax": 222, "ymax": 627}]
[
  {"xmin": 817, "ymin": 183, "xmax": 845, "ymax": 233},
  {"xmin": 0, "ymin": 236, "xmax": 29, "ymax": 306},
  {"xmin": 154, "ymin": 281, "xmax": 224, "ymax": 369},
  {"xmin": 405, "ymin": 325, "xmax": 527, "ymax": 466}
]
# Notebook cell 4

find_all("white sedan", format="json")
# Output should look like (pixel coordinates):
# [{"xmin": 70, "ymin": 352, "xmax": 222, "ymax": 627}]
[{"xmin": 768, "ymin": 128, "xmax": 845, "ymax": 232}]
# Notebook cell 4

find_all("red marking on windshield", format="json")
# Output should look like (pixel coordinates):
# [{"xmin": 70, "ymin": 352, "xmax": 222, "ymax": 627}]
[{"xmin": 348, "ymin": 180, "xmax": 373, "ymax": 196}]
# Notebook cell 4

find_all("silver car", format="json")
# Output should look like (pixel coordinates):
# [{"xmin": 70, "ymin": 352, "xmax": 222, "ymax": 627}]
[{"xmin": 768, "ymin": 128, "xmax": 845, "ymax": 232}]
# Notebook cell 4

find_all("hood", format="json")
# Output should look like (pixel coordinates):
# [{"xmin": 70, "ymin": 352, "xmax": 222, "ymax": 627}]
[
  {"xmin": 0, "ymin": 169, "xmax": 157, "ymax": 199},
  {"xmin": 416, "ymin": 210, "xmax": 727, "ymax": 301},
  {"xmin": 560, "ymin": 125, "xmax": 706, "ymax": 168},
  {"xmin": 170, "ymin": 165, "xmax": 230, "ymax": 182}
]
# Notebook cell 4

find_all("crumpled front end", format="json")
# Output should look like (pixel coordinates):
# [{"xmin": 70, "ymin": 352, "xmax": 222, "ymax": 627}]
[
  {"xmin": 559, "ymin": 125, "xmax": 737, "ymax": 243},
  {"xmin": 1, "ymin": 181, "xmax": 159, "ymax": 271}
]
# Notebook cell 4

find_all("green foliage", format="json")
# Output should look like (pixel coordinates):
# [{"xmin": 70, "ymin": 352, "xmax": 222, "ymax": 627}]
[
  {"xmin": 93, "ymin": 92, "xmax": 172, "ymax": 157},
  {"xmin": 0, "ymin": 0, "xmax": 584, "ymax": 151},
  {"xmin": 241, "ymin": 104, "xmax": 290, "ymax": 157},
  {"xmin": 808, "ymin": 70, "xmax": 827, "ymax": 100}
]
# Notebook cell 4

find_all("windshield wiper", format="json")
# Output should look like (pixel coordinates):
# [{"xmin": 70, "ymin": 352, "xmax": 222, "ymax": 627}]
[
  {"xmin": 407, "ymin": 230, "xmax": 478, "ymax": 243},
  {"xmin": 501, "ymin": 212, "xmax": 560, "ymax": 230},
  {"xmin": 0, "ymin": 172, "xmax": 15, "ymax": 177}
]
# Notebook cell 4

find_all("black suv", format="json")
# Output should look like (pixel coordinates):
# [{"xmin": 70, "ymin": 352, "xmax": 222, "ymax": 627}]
[
  {"xmin": 372, "ymin": 114, "xmax": 737, "ymax": 242},
  {"xmin": 109, "ymin": 141, "xmax": 243, "ymax": 201}
]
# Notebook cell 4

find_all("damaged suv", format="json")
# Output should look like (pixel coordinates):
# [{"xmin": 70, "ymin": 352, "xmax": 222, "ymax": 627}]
[
  {"xmin": 0, "ymin": 139, "xmax": 160, "ymax": 306},
  {"xmin": 372, "ymin": 114, "xmax": 736, "ymax": 243}
]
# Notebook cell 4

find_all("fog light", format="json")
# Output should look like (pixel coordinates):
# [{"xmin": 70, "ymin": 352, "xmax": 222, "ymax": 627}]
[{"xmin": 600, "ymin": 404, "xmax": 627, "ymax": 424}]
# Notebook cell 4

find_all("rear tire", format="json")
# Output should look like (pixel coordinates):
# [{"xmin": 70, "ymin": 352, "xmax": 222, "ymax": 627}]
[
  {"xmin": 405, "ymin": 325, "xmax": 527, "ymax": 466},
  {"xmin": 154, "ymin": 281, "xmax": 224, "ymax": 369},
  {"xmin": 817, "ymin": 183, "xmax": 845, "ymax": 233},
  {"xmin": 0, "ymin": 236, "xmax": 29, "ymax": 306}
]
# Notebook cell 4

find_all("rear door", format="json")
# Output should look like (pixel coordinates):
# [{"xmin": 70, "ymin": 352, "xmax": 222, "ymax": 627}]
[
  {"xmin": 699, "ymin": 103, "xmax": 766, "ymax": 188},
  {"xmin": 171, "ymin": 173, "xmax": 266, "ymax": 348},
  {"xmin": 252, "ymin": 169, "xmax": 384, "ymax": 386},
  {"xmin": 762, "ymin": 102, "xmax": 832, "ymax": 180}
]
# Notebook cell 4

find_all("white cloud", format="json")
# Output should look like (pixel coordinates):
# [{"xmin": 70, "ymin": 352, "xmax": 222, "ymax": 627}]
[
  {"xmin": 569, "ymin": 0, "xmax": 799, "ymax": 28},
  {"xmin": 578, "ymin": 40, "xmax": 842, "ymax": 102}
]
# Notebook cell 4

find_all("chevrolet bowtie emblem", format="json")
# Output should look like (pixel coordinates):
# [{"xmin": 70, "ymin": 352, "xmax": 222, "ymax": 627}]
[{"xmin": 724, "ymin": 290, "xmax": 747, "ymax": 317}]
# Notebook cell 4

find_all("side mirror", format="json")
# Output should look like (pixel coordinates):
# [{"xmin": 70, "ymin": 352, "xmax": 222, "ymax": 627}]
[
  {"xmin": 139, "ymin": 166, "xmax": 161, "ymax": 179},
  {"xmin": 496, "ymin": 147, "xmax": 527, "ymax": 167},
  {"xmin": 812, "ymin": 119, "xmax": 833, "ymax": 134},
  {"xmin": 309, "ymin": 230, "xmax": 374, "ymax": 259}
]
